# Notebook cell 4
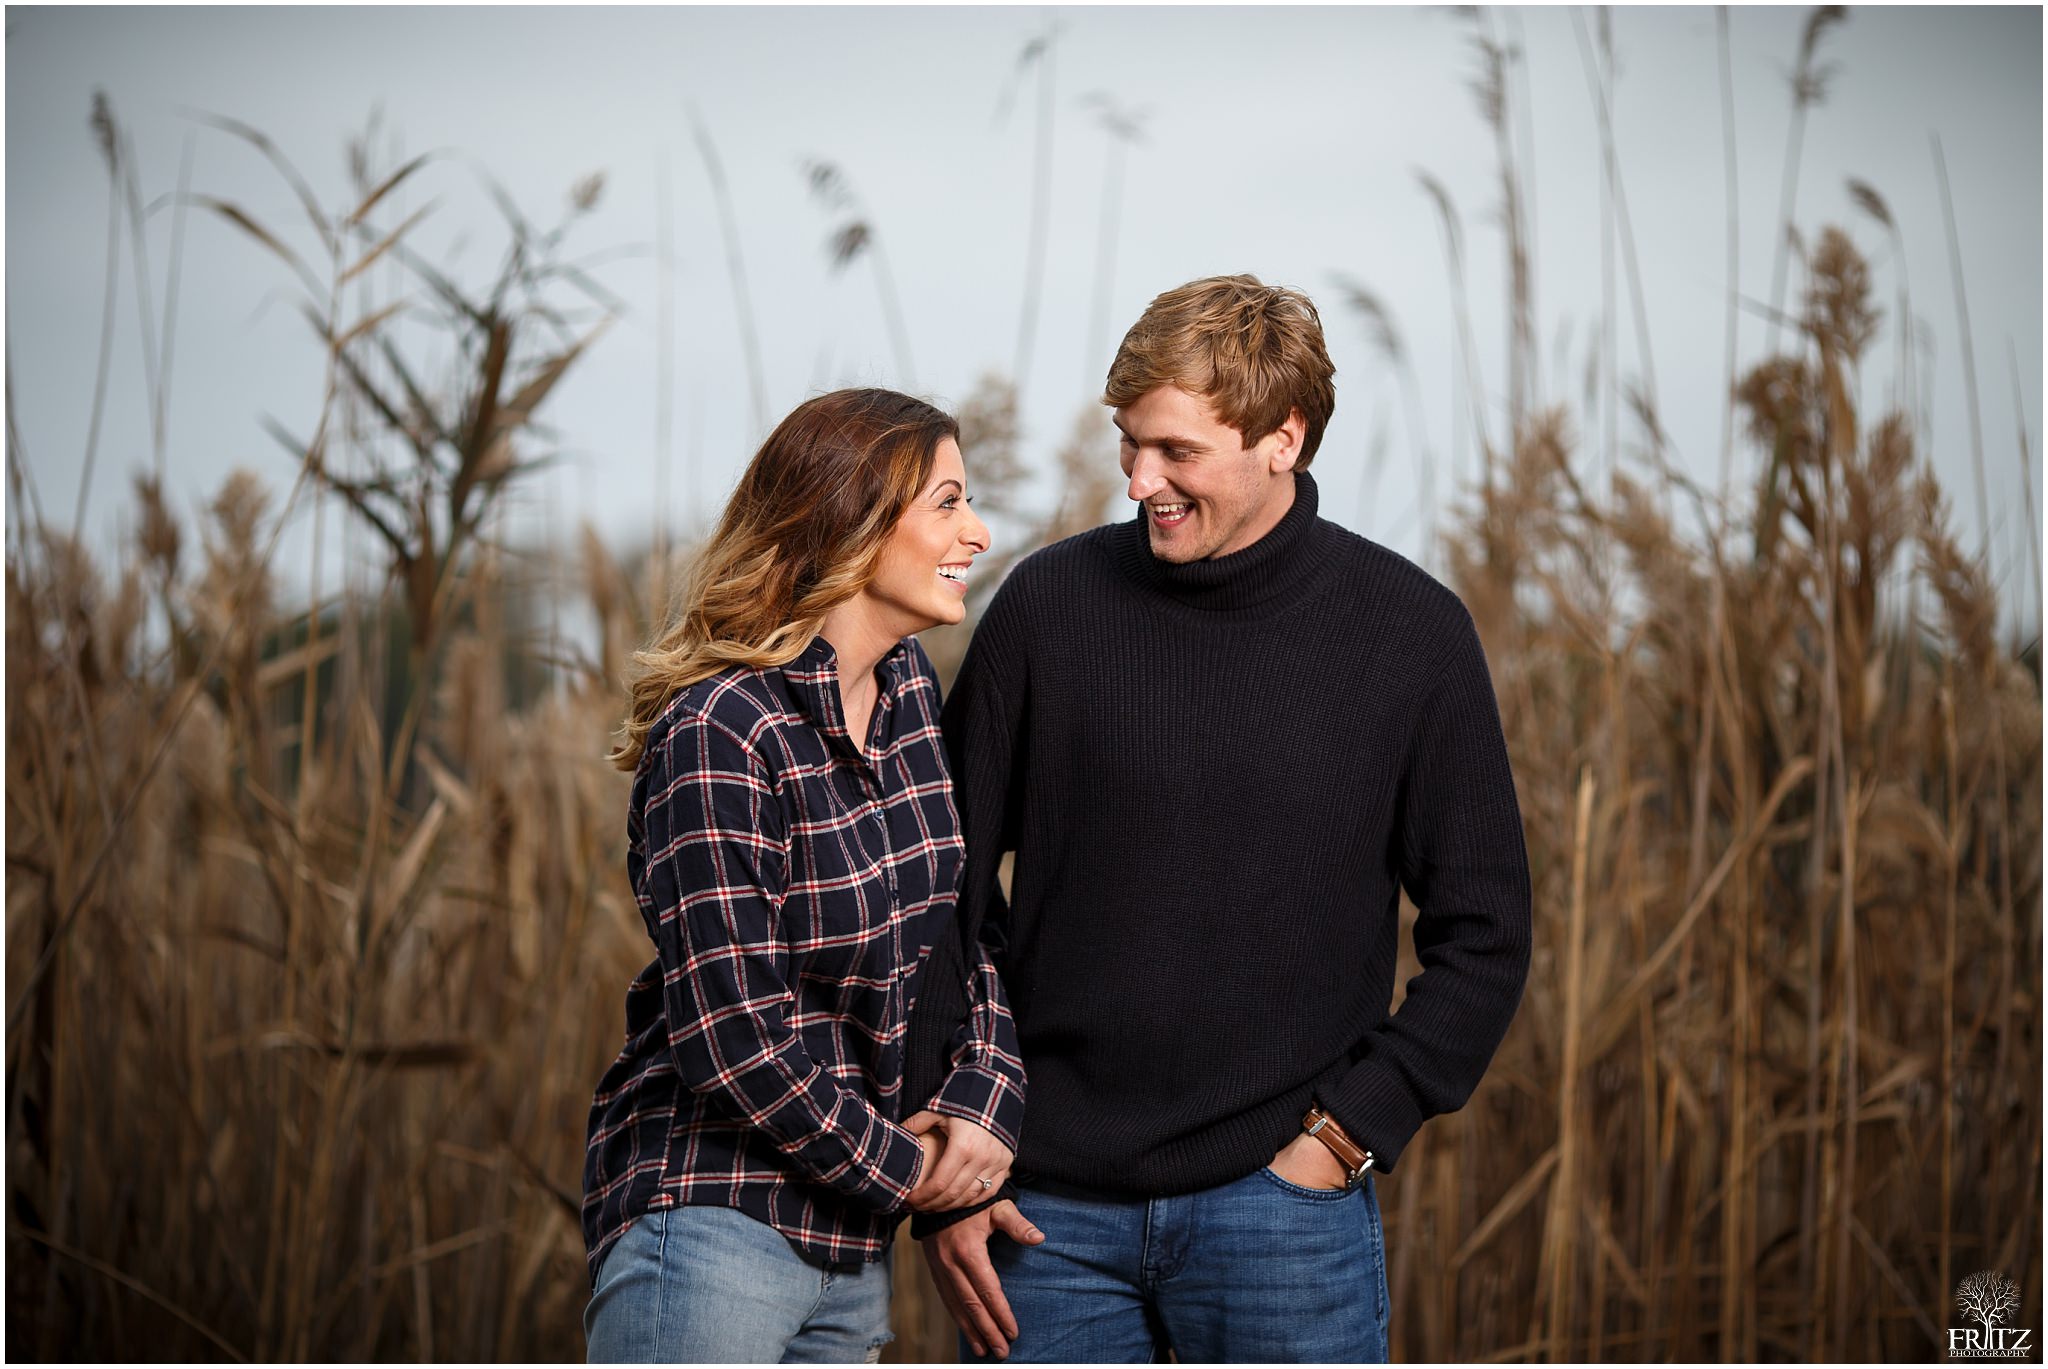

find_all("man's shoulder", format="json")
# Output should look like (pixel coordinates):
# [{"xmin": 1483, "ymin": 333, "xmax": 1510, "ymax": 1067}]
[
  {"xmin": 988, "ymin": 521, "xmax": 1125, "ymax": 611},
  {"xmin": 1318, "ymin": 521, "xmax": 1468, "ymax": 609}
]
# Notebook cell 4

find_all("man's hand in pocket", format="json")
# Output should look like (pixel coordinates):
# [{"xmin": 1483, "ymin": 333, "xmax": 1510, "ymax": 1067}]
[{"xmin": 1267, "ymin": 1131, "xmax": 1350, "ymax": 1189}]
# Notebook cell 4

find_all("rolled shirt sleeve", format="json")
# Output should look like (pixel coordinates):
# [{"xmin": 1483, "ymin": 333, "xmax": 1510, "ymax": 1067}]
[{"xmin": 928, "ymin": 942, "xmax": 1026, "ymax": 1153}]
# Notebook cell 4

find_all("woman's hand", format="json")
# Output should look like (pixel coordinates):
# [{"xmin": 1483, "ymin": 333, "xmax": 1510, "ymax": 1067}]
[{"xmin": 904, "ymin": 1112, "xmax": 1014, "ymax": 1212}]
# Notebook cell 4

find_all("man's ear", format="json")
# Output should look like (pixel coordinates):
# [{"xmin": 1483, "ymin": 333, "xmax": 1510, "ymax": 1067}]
[{"xmin": 1265, "ymin": 407, "xmax": 1307, "ymax": 474}]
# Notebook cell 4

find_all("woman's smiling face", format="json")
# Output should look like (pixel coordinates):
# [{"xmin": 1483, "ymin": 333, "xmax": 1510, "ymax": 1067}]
[{"xmin": 864, "ymin": 437, "xmax": 990, "ymax": 636}]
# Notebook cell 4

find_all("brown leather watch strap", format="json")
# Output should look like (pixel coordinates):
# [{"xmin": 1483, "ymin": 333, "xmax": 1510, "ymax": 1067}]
[{"xmin": 1303, "ymin": 1105, "xmax": 1374, "ymax": 1187}]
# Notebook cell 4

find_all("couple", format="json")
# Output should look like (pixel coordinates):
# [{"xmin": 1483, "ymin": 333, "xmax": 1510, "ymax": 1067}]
[{"xmin": 580, "ymin": 275, "xmax": 1533, "ymax": 1364}]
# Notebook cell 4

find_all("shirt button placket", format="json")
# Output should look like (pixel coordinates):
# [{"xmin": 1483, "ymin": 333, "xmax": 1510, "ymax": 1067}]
[{"xmin": 864, "ymin": 769, "xmax": 910, "ymax": 1079}]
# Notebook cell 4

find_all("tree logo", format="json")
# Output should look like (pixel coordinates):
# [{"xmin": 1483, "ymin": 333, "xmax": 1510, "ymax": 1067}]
[{"xmin": 1950, "ymin": 1270, "xmax": 2030, "ymax": 1360}]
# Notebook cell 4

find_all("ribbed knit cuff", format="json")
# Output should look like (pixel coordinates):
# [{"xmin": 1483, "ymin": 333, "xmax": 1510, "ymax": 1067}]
[
  {"xmin": 1318, "ymin": 1057, "xmax": 1427, "ymax": 1176},
  {"xmin": 908, "ymin": 1178, "xmax": 1017, "ymax": 1241}
]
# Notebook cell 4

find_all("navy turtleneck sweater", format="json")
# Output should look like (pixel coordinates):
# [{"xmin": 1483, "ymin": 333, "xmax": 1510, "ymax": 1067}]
[{"xmin": 905, "ymin": 470, "xmax": 1531, "ymax": 1219}]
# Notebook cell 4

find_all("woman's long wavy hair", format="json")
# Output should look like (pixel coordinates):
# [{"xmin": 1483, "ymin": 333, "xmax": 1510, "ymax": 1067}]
[{"xmin": 611, "ymin": 388, "xmax": 959, "ymax": 771}]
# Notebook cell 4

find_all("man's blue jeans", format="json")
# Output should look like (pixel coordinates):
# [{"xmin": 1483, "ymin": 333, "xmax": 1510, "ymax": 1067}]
[
  {"xmin": 584, "ymin": 1205, "xmax": 893, "ymax": 1363},
  {"xmin": 979, "ymin": 1167, "xmax": 1391, "ymax": 1363}
]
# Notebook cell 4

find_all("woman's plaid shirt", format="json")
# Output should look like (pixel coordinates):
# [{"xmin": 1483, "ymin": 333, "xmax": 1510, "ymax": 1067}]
[{"xmin": 582, "ymin": 635, "xmax": 1025, "ymax": 1282}]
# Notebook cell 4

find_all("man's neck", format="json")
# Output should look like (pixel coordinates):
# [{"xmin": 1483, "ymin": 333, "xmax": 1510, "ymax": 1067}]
[{"xmin": 1208, "ymin": 471, "xmax": 1297, "ymax": 560}]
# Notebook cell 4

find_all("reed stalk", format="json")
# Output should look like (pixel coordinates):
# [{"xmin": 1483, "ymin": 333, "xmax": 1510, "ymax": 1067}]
[
  {"xmin": 688, "ymin": 105, "xmax": 768, "ymax": 437},
  {"xmin": 1010, "ymin": 22, "xmax": 1057, "ymax": 409},
  {"xmin": 1717, "ymin": 8, "xmax": 1740, "ymax": 498},
  {"xmin": 1764, "ymin": 7, "xmax": 1848, "ymax": 360},
  {"xmin": 1931, "ymin": 134, "xmax": 1991, "ymax": 564}
]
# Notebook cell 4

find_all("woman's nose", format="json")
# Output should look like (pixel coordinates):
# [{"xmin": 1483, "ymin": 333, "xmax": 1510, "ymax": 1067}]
[{"xmin": 963, "ymin": 509, "xmax": 991, "ymax": 554}]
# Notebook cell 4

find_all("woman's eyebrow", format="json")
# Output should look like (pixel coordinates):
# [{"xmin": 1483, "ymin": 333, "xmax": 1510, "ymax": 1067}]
[{"xmin": 927, "ymin": 477, "xmax": 964, "ymax": 498}]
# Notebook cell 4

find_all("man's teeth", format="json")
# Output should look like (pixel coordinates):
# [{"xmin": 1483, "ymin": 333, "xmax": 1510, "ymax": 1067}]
[{"xmin": 1151, "ymin": 502, "xmax": 1190, "ymax": 517}]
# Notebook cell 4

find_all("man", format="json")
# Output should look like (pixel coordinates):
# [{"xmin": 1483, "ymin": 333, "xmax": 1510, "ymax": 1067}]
[{"xmin": 904, "ymin": 274, "xmax": 1531, "ymax": 1362}]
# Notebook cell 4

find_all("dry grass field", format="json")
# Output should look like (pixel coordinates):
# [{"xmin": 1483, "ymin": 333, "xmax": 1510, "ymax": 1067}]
[{"xmin": 7, "ymin": 39, "xmax": 2041, "ymax": 1362}]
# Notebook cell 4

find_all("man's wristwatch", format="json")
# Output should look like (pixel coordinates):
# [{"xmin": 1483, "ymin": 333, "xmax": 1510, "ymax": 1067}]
[{"xmin": 1302, "ymin": 1105, "xmax": 1374, "ymax": 1189}]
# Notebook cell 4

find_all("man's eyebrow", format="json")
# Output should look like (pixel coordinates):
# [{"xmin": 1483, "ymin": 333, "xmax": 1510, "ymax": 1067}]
[{"xmin": 1112, "ymin": 416, "xmax": 1207, "ymax": 450}]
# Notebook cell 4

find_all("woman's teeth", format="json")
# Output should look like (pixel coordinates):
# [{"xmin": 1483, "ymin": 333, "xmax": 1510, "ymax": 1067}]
[{"xmin": 937, "ymin": 566, "xmax": 967, "ymax": 583}]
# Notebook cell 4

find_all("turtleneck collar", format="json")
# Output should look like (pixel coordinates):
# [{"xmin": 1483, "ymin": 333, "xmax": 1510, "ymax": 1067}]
[{"xmin": 1111, "ymin": 469, "xmax": 1330, "ymax": 614}]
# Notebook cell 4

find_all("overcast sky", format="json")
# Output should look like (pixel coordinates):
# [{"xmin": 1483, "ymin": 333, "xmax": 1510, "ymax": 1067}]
[{"xmin": 7, "ymin": 5, "xmax": 2042, "ymax": 629}]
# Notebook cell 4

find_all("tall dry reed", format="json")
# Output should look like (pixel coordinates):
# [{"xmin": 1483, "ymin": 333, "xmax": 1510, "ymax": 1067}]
[
  {"xmin": 7, "ymin": 112, "xmax": 636, "ymax": 1361},
  {"xmin": 1386, "ymin": 224, "xmax": 2041, "ymax": 1361}
]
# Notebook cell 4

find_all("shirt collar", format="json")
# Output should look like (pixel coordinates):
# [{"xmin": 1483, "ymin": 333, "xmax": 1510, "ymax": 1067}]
[{"xmin": 782, "ymin": 634, "xmax": 915, "ymax": 749}]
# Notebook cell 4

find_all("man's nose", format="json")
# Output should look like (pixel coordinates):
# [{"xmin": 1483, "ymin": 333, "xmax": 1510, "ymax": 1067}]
[{"xmin": 1126, "ymin": 451, "xmax": 1166, "ymax": 503}]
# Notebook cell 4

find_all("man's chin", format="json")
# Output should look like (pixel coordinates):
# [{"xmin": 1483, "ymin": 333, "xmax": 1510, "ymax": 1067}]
[{"xmin": 1146, "ymin": 526, "xmax": 1205, "ymax": 564}]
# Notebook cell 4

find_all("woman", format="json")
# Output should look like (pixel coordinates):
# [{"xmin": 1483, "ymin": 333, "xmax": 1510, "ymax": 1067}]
[{"xmin": 583, "ymin": 389, "xmax": 1026, "ymax": 1363}]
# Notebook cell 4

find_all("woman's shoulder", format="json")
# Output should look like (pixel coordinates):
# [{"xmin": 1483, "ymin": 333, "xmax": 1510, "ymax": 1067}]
[
  {"xmin": 642, "ymin": 664, "xmax": 786, "ymax": 771},
  {"xmin": 630, "ymin": 669, "xmax": 791, "ymax": 839}
]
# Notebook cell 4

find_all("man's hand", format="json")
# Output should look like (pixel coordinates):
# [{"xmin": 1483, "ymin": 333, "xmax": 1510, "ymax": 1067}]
[
  {"xmin": 904, "ymin": 1111, "xmax": 1014, "ymax": 1211},
  {"xmin": 918, "ymin": 1199, "xmax": 1045, "ymax": 1359},
  {"xmin": 1267, "ymin": 1130, "xmax": 1350, "ymax": 1190}
]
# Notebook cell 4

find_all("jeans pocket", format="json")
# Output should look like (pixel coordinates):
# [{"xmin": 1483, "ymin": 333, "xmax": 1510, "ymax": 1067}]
[{"xmin": 1255, "ymin": 1165, "xmax": 1354, "ymax": 1201}]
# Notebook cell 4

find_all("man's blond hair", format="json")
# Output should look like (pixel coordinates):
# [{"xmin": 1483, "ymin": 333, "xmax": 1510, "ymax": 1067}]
[{"xmin": 1103, "ymin": 274, "xmax": 1337, "ymax": 467}]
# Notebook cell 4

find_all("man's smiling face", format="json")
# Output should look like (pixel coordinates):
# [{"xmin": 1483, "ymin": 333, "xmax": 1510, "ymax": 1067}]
[{"xmin": 1114, "ymin": 385, "xmax": 1303, "ymax": 564}]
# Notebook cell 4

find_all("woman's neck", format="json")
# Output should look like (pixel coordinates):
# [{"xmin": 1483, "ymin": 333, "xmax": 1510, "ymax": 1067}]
[{"xmin": 817, "ymin": 595, "xmax": 901, "ymax": 746}]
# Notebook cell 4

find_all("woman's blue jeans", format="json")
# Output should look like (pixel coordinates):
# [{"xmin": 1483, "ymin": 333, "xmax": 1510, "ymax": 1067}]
[
  {"xmin": 584, "ymin": 1205, "xmax": 893, "ymax": 1363},
  {"xmin": 978, "ymin": 1167, "xmax": 1391, "ymax": 1363}
]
